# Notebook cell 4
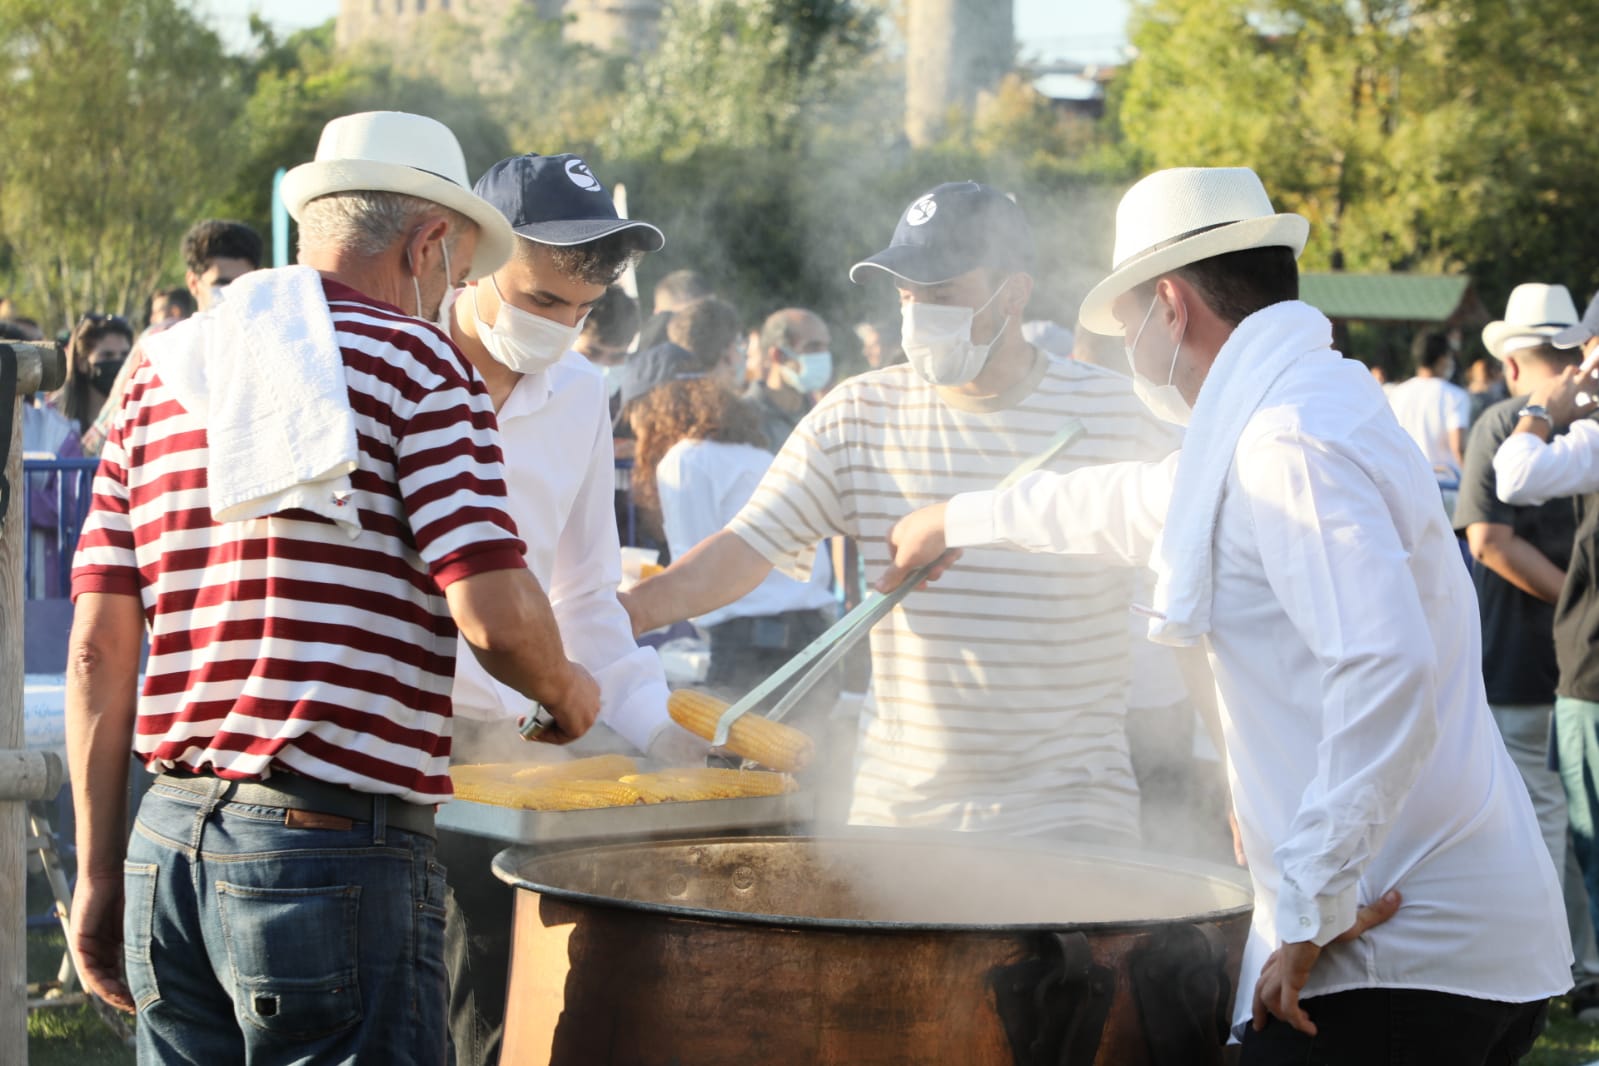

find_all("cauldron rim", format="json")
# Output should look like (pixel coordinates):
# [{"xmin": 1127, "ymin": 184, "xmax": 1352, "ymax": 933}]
[{"xmin": 490, "ymin": 830, "xmax": 1253, "ymax": 933}]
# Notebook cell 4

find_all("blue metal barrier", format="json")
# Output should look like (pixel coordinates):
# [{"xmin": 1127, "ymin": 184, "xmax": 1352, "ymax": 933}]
[{"xmin": 20, "ymin": 457, "xmax": 99, "ymax": 600}]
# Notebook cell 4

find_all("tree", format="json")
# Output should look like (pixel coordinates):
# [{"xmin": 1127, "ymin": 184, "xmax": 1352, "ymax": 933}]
[
  {"xmin": 1115, "ymin": 0, "xmax": 1599, "ymax": 328},
  {"xmin": 0, "ymin": 0, "xmax": 246, "ymax": 329}
]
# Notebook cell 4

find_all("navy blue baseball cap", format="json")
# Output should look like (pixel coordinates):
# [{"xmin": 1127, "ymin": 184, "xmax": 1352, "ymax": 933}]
[
  {"xmin": 849, "ymin": 181, "xmax": 1033, "ymax": 285},
  {"xmin": 473, "ymin": 153, "xmax": 665, "ymax": 251},
  {"xmin": 1554, "ymin": 290, "xmax": 1599, "ymax": 349}
]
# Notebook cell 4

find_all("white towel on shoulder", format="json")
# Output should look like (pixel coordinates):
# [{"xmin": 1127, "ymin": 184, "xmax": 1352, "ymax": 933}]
[
  {"xmin": 1147, "ymin": 300, "xmax": 1335, "ymax": 645},
  {"xmin": 141, "ymin": 265, "xmax": 362, "ymax": 537}
]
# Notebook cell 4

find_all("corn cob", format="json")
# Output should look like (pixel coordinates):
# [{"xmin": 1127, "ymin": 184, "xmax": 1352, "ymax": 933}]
[
  {"xmin": 451, "ymin": 775, "xmax": 644, "ymax": 810},
  {"xmin": 510, "ymin": 754, "xmax": 638, "ymax": 787},
  {"xmin": 449, "ymin": 763, "xmax": 528, "ymax": 787},
  {"xmin": 622, "ymin": 768, "xmax": 797, "ymax": 803},
  {"xmin": 667, "ymin": 690, "xmax": 814, "ymax": 772}
]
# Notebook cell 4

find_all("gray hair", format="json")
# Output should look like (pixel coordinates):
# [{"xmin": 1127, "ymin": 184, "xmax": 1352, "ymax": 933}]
[{"xmin": 296, "ymin": 190, "xmax": 476, "ymax": 260}]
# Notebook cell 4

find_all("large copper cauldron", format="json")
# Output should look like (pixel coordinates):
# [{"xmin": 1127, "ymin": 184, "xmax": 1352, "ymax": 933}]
[{"xmin": 493, "ymin": 832, "xmax": 1252, "ymax": 1065}]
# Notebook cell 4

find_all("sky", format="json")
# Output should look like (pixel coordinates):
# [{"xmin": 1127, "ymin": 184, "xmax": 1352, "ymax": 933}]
[{"xmin": 194, "ymin": 0, "xmax": 1132, "ymax": 63}]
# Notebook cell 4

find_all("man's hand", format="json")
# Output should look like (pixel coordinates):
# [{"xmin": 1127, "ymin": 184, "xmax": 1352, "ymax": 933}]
[
  {"xmin": 1251, "ymin": 890, "xmax": 1402, "ymax": 1035},
  {"xmin": 534, "ymin": 662, "xmax": 602, "ymax": 744},
  {"xmin": 1531, "ymin": 366, "xmax": 1593, "ymax": 429},
  {"xmin": 70, "ymin": 873, "xmax": 135, "ymax": 1013},
  {"xmin": 878, "ymin": 503, "xmax": 961, "ymax": 593}
]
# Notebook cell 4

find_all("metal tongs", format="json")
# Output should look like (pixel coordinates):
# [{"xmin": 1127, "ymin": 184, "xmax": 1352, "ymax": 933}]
[{"xmin": 708, "ymin": 418, "xmax": 1087, "ymax": 749}]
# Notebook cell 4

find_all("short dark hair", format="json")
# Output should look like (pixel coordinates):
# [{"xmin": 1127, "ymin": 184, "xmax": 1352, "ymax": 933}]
[
  {"xmin": 667, "ymin": 296, "xmax": 741, "ymax": 372},
  {"xmin": 1411, "ymin": 330, "xmax": 1453, "ymax": 372},
  {"xmin": 522, "ymin": 231, "xmax": 647, "ymax": 287},
  {"xmin": 0, "ymin": 320, "xmax": 29, "ymax": 341},
  {"xmin": 581, "ymin": 285, "xmax": 641, "ymax": 348},
  {"xmin": 654, "ymin": 269, "xmax": 711, "ymax": 309},
  {"xmin": 1516, "ymin": 342, "xmax": 1583, "ymax": 371},
  {"xmin": 182, "ymin": 219, "xmax": 264, "ymax": 274},
  {"xmin": 148, "ymin": 286, "xmax": 195, "ymax": 321},
  {"xmin": 1157, "ymin": 245, "xmax": 1300, "ymax": 327}
]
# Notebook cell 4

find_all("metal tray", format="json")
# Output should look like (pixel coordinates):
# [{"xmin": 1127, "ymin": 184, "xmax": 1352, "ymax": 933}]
[{"xmin": 435, "ymin": 790, "xmax": 814, "ymax": 844}]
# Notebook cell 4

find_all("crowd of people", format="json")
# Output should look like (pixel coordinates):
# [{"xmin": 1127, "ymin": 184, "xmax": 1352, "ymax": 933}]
[{"xmin": 5, "ymin": 105, "xmax": 1588, "ymax": 1065}]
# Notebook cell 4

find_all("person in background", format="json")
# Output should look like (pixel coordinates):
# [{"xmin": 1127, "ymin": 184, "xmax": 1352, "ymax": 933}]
[
  {"xmin": 1494, "ymin": 287, "xmax": 1599, "ymax": 1024},
  {"xmin": 1467, "ymin": 352, "xmax": 1511, "ymax": 424},
  {"xmin": 51, "ymin": 313, "xmax": 132, "ymax": 435},
  {"xmin": 637, "ymin": 267, "xmax": 711, "ymax": 351},
  {"xmin": 1459, "ymin": 283, "xmax": 1599, "ymax": 1014},
  {"xmin": 744, "ymin": 307, "xmax": 831, "ymax": 450},
  {"xmin": 1388, "ymin": 329, "xmax": 1471, "ymax": 481},
  {"xmin": 144, "ymin": 286, "xmax": 195, "ymax": 335},
  {"xmin": 2, "ymin": 314, "xmax": 44, "ymax": 340},
  {"xmin": 65, "ymin": 109, "xmax": 600, "ymax": 1063},
  {"xmin": 623, "ymin": 181, "xmax": 1180, "ymax": 845},
  {"xmin": 82, "ymin": 219, "xmax": 264, "ymax": 457},
  {"xmin": 884, "ymin": 165, "xmax": 1570, "ymax": 1062},
  {"xmin": 631, "ymin": 376, "xmax": 837, "ymax": 696},
  {"xmin": 855, "ymin": 317, "xmax": 904, "ymax": 370},
  {"xmin": 574, "ymin": 283, "xmax": 640, "ymax": 410}
]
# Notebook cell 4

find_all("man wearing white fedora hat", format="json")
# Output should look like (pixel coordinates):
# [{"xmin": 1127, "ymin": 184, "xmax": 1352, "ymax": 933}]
[
  {"xmin": 884, "ymin": 166, "xmax": 1571, "ymax": 1062},
  {"xmin": 1495, "ymin": 288, "xmax": 1599, "ymax": 1014},
  {"xmin": 64, "ymin": 110, "xmax": 601, "ymax": 1063},
  {"xmin": 1459, "ymin": 283, "xmax": 1599, "ymax": 1009}
]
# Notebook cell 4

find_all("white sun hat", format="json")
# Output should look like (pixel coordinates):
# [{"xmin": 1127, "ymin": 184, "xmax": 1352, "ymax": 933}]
[
  {"xmin": 1481, "ymin": 283, "xmax": 1579, "ymax": 359},
  {"xmin": 281, "ymin": 111, "xmax": 515, "ymax": 281},
  {"xmin": 1079, "ymin": 167, "xmax": 1309, "ymax": 335}
]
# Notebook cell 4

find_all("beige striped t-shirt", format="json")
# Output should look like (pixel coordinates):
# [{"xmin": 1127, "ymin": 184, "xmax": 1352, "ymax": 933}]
[{"xmin": 728, "ymin": 351, "xmax": 1179, "ymax": 839}]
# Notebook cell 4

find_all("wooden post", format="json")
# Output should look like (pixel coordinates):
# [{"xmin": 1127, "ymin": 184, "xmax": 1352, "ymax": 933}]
[{"xmin": 3, "ymin": 340, "xmax": 67, "ymax": 1064}]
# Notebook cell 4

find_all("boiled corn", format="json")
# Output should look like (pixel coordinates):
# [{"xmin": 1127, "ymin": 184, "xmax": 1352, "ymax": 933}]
[
  {"xmin": 510, "ymin": 754, "xmax": 638, "ymax": 787},
  {"xmin": 667, "ymin": 690, "xmax": 814, "ymax": 772},
  {"xmin": 622, "ymin": 768, "xmax": 797, "ymax": 803},
  {"xmin": 451, "ymin": 775, "xmax": 644, "ymax": 810}
]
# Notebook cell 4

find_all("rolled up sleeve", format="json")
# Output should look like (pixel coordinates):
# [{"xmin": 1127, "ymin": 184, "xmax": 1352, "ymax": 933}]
[{"xmin": 1494, "ymin": 420, "xmax": 1599, "ymax": 506}]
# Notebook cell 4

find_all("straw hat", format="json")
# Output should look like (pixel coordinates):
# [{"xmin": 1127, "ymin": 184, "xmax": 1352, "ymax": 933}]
[
  {"xmin": 281, "ymin": 111, "xmax": 514, "ymax": 281},
  {"xmin": 1079, "ymin": 167, "xmax": 1309, "ymax": 335},
  {"xmin": 1481, "ymin": 283, "xmax": 1579, "ymax": 359}
]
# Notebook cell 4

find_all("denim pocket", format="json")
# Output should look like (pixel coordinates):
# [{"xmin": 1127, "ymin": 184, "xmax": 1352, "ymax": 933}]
[
  {"xmin": 216, "ymin": 881, "xmax": 363, "ymax": 1040},
  {"xmin": 122, "ymin": 862, "xmax": 161, "ymax": 1012}
]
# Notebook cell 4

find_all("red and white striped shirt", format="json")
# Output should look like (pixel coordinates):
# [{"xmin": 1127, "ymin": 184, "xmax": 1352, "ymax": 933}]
[{"xmin": 71, "ymin": 278, "xmax": 526, "ymax": 804}]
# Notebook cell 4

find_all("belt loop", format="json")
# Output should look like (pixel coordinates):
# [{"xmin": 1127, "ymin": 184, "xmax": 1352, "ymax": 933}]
[{"xmin": 372, "ymin": 794, "xmax": 387, "ymax": 845}]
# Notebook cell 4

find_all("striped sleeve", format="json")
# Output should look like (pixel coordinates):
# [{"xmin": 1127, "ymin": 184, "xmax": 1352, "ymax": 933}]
[
  {"xmin": 385, "ymin": 332, "xmax": 526, "ymax": 587},
  {"xmin": 727, "ymin": 404, "xmax": 849, "ymax": 580},
  {"xmin": 71, "ymin": 379, "xmax": 142, "ymax": 600}
]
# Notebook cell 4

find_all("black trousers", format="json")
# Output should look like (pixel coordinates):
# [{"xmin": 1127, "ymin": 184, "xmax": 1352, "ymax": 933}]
[{"xmin": 1238, "ymin": 988, "xmax": 1549, "ymax": 1066}]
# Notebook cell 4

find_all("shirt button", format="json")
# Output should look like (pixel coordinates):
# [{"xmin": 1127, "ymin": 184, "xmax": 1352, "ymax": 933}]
[{"xmin": 1300, "ymin": 917, "xmax": 1311, "ymax": 927}]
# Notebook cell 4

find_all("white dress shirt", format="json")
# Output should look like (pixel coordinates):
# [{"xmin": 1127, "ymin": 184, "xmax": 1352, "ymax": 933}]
[
  {"xmin": 948, "ymin": 343, "xmax": 1571, "ymax": 1032},
  {"xmin": 450, "ymin": 349, "xmax": 672, "ymax": 752},
  {"xmin": 656, "ymin": 438, "xmax": 836, "ymax": 628},
  {"xmin": 1387, "ymin": 375, "xmax": 1471, "ymax": 479},
  {"xmin": 1494, "ymin": 418, "xmax": 1599, "ymax": 504}
]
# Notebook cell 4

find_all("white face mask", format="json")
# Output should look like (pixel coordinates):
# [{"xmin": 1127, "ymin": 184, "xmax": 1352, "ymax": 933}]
[
  {"xmin": 1126, "ymin": 297, "xmax": 1191, "ymax": 426},
  {"xmin": 780, "ymin": 349, "xmax": 833, "ymax": 393},
  {"xmin": 601, "ymin": 362, "xmax": 625, "ymax": 398},
  {"xmin": 900, "ymin": 283, "xmax": 1010, "ymax": 387},
  {"xmin": 472, "ymin": 275, "xmax": 585, "ymax": 376}
]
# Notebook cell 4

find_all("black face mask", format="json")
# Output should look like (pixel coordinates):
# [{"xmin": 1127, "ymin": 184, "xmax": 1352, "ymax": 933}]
[{"xmin": 89, "ymin": 359, "xmax": 124, "ymax": 395}]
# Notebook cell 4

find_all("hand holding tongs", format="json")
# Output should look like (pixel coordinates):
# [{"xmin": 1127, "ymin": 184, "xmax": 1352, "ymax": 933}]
[{"xmin": 707, "ymin": 418, "xmax": 1087, "ymax": 749}]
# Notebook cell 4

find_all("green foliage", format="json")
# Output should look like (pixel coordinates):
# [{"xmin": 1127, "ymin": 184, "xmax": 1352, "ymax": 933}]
[
  {"xmin": 0, "ymin": 0, "xmax": 247, "ymax": 329},
  {"xmin": 1116, "ymin": 0, "xmax": 1599, "ymax": 331}
]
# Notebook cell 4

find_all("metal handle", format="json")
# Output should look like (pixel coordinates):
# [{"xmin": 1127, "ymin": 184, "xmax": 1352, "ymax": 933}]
[{"xmin": 517, "ymin": 706, "xmax": 558, "ymax": 742}]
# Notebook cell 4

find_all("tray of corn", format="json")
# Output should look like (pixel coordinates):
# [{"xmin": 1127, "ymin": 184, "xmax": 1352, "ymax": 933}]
[{"xmin": 438, "ymin": 754, "xmax": 813, "ymax": 843}]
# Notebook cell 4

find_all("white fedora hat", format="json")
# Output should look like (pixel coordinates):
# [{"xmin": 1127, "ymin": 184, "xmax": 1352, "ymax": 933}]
[
  {"xmin": 1481, "ymin": 283, "xmax": 1579, "ymax": 359},
  {"xmin": 281, "ymin": 111, "xmax": 515, "ymax": 281},
  {"xmin": 1079, "ymin": 167, "xmax": 1309, "ymax": 335}
]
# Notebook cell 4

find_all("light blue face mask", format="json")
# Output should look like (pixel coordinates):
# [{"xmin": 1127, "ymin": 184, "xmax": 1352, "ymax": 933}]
[
  {"xmin": 601, "ymin": 362, "xmax": 625, "ymax": 398},
  {"xmin": 781, "ymin": 348, "xmax": 833, "ymax": 394}
]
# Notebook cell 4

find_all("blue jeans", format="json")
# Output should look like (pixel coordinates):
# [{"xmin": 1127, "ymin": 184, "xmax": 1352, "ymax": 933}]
[
  {"xmin": 124, "ymin": 776, "xmax": 449, "ymax": 1065},
  {"xmin": 1556, "ymin": 696, "xmax": 1599, "ymax": 954}
]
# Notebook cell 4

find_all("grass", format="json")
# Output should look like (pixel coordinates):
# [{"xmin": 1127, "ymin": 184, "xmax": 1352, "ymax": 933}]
[{"xmin": 1528, "ymin": 1000, "xmax": 1599, "ymax": 1066}]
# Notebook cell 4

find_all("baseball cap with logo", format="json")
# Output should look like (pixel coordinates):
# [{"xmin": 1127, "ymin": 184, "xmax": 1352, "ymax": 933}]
[
  {"xmin": 473, "ymin": 153, "xmax": 665, "ymax": 251},
  {"xmin": 849, "ymin": 181, "xmax": 1033, "ymax": 286}
]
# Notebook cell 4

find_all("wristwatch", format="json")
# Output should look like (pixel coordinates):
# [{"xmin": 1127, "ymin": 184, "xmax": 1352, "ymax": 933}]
[{"xmin": 1517, "ymin": 404, "xmax": 1552, "ymax": 425}]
